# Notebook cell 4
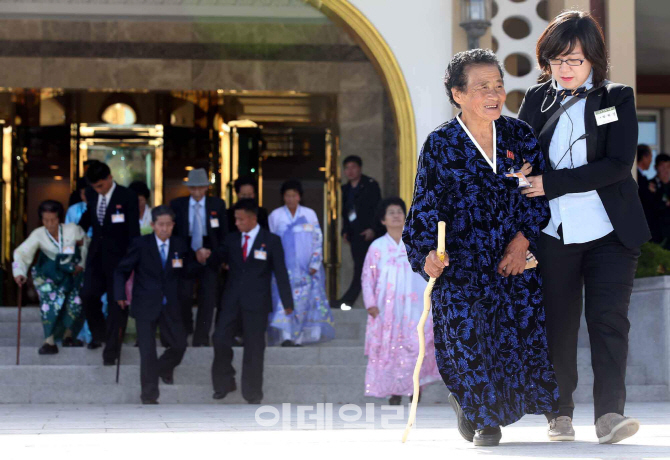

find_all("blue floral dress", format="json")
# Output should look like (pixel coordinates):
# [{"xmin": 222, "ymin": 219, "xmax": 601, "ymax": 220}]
[{"xmin": 403, "ymin": 115, "xmax": 559, "ymax": 429}]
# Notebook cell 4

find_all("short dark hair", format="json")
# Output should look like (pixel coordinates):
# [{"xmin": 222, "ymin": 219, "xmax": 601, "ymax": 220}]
[
  {"xmin": 376, "ymin": 197, "xmax": 407, "ymax": 227},
  {"xmin": 234, "ymin": 198, "xmax": 259, "ymax": 216},
  {"xmin": 280, "ymin": 179, "xmax": 303, "ymax": 198},
  {"xmin": 151, "ymin": 205, "xmax": 175, "ymax": 223},
  {"xmin": 85, "ymin": 161, "xmax": 111, "ymax": 184},
  {"xmin": 38, "ymin": 200, "xmax": 65, "ymax": 223},
  {"xmin": 444, "ymin": 49, "xmax": 504, "ymax": 109},
  {"xmin": 536, "ymin": 11, "xmax": 609, "ymax": 87},
  {"xmin": 655, "ymin": 153, "xmax": 670, "ymax": 169},
  {"xmin": 75, "ymin": 177, "xmax": 88, "ymax": 193},
  {"xmin": 129, "ymin": 181, "xmax": 151, "ymax": 200},
  {"xmin": 343, "ymin": 155, "xmax": 362, "ymax": 167},
  {"xmin": 637, "ymin": 144, "xmax": 652, "ymax": 163},
  {"xmin": 234, "ymin": 175, "xmax": 258, "ymax": 195}
]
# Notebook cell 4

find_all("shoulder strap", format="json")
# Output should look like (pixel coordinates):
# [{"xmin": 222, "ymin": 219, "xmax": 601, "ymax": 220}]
[{"xmin": 538, "ymin": 85, "xmax": 603, "ymax": 140}]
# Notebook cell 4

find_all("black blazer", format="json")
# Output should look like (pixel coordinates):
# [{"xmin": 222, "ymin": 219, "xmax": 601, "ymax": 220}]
[
  {"xmin": 170, "ymin": 195, "xmax": 228, "ymax": 266},
  {"xmin": 114, "ymin": 234, "xmax": 195, "ymax": 322},
  {"xmin": 80, "ymin": 183, "xmax": 141, "ymax": 269},
  {"xmin": 341, "ymin": 174, "xmax": 382, "ymax": 237},
  {"xmin": 216, "ymin": 228, "xmax": 294, "ymax": 313},
  {"xmin": 518, "ymin": 81, "xmax": 651, "ymax": 249}
]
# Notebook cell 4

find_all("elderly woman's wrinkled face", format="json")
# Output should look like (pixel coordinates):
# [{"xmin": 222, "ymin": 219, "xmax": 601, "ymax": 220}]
[
  {"xmin": 453, "ymin": 64, "xmax": 506, "ymax": 123},
  {"xmin": 42, "ymin": 211, "xmax": 60, "ymax": 235}
]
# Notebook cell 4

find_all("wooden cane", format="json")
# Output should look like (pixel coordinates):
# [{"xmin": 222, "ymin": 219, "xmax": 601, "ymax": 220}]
[
  {"xmin": 402, "ymin": 221, "xmax": 446, "ymax": 443},
  {"xmin": 116, "ymin": 325, "xmax": 123, "ymax": 383},
  {"xmin": 16, "ymin": 287, "xmax": 22, "ymax": 366}
]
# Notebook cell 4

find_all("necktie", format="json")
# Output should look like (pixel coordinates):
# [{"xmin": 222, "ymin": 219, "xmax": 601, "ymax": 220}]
[
  {"xmin": 191, "ymin": 202, "xmax": 203, "ymax": 252},
  {"xmin": 556, "ymin": 86, "xmax": 588, "ymax": 101},
  {"xmin": 98, "ymin": 195, "xmax": 107, "ymax": 225},
  {"xmin": 242, "ymin": 234, "xmax": 250, "ymax": 262},
  {"xmin": 160, "ymin": 243, "xmax": 167, "ymax": 269},
  {"xmin": 160, "ymin": 243, "xmax": 167, "ymax": 305}
]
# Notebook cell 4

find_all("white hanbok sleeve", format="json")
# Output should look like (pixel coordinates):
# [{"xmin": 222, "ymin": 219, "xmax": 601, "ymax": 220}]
[
  {"xmin": 361, "ymin": 242, "xmax": 381, "ymax": 310},
  {"xmin": 12, "ymin": 228, "xmax": 43, "ymax": 278},
  {"xmin": 74, "ymin": 224, "xmax": 90, "ymax": 270}
]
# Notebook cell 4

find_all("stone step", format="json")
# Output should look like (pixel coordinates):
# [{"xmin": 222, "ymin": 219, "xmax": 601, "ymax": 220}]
[
  {"xmin": 0, "ymin": 346, "xmax": 369, "ymax": 366},
  {"xmin": 0, "ymin": 379, "xmax": 452, "ymax": 405}
]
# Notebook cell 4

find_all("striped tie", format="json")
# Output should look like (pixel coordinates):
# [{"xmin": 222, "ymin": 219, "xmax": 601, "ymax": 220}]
[{"xmin": 98, "ymin": 196, "xmax": 107, "ymax": 225}]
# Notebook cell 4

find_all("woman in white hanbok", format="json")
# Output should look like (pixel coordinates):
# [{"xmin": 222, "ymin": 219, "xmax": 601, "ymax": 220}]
[{"xmin": 267, "ymin": 180, "xmax": 335, "ymax": 346}]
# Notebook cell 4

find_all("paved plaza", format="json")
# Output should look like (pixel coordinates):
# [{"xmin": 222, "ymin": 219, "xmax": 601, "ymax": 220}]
[{"xmin": 1, "ymin": 402, "xmax": 669, "ymax": 459}]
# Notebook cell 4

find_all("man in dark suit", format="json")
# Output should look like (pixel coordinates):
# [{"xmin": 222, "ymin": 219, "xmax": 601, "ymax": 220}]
[
  {"xmin": 171, "ymin": 168, "xmax": 228, "ymax": 347},
  {"xmin": 79, "ymin": 161, "xmax": 140, "ymax": 365},
  {"xmin": 114, "ymin": 206, "xmax": 199, "ymax": 404},
  {"xmin": 637, "ymin": 145, "xmax": 658, "ymax": 241},
  {"xmin": 337, "ymin": 155, "xmax": 381, "ymax": 308},
  {"xmin": 211, "ymin": 199, "xmax": 294, "ymax": 404}
]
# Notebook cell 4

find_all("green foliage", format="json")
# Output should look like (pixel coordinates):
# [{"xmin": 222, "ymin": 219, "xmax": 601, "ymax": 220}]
[{"xmin": 636, "ymin": 242, "xmax": 670, "ymax": 278}]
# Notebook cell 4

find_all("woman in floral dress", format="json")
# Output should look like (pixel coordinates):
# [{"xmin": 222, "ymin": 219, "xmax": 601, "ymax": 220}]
[{"xmin": 13, "ymin": 200, "xmax": 90, "ymax": 354}]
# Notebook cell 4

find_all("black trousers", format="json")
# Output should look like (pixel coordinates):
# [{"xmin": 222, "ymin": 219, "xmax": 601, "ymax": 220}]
[
  {"xmin": 136, "ymin": 310, "xmax": 187, "ymax": 402},
  {"xmin": 180, "ymin": 265, "xmax": 220, "ymax": 345},
  {"xmin": 82, "ymin": 255, "xmax": 128, "ymax": 362},
  {"xmin": 536, "ymin": 230, "xmax": 640, "ymax": 423},
  {"xmin": 340, "ymin": 234, "xmax": 371, "ymax": 306},
  {"xmin": 211, "ymin": 302, "xmax": 267, "ymax": 402}
]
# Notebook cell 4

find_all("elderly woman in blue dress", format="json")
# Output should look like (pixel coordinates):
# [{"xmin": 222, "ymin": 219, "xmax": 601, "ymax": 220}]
[
  {"xmin": 403, "ymin": 49, "xmax": 559, "ymax": 446},
  {"xmin": 13, "ymin": 200, "xmax": 90, "ymax": 355},
  {"xmin": 267, "ymin": 179, "xmax": 335, "ymax": 347}
]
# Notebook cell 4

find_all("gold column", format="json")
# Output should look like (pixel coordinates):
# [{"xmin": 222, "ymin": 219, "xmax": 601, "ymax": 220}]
[
  {"xmin": 220, "ymin": 124, "xmax": 232, "ymax": 203},
  {"xmin": 2, "ymin": 126, "xmax": 12, "ymax": 267},
  {"xmin": 231, "ymin": 127, "xmax": 240, "ymax": 203},
  {"xmin": 323, "ymin": 129, "xmax": 341, "ymax": 300}
]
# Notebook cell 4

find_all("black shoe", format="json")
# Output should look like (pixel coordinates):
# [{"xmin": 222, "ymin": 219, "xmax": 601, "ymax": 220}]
[
  {"xmin": 213, "ymin": 382, "xmax": 237, "ymax": 400},
  {"xmin": 474, "ymin": 427, "xmax": 502, "ymax": 447},
  {"xmin": 38, "ymin": 343, "xmax": 58, "ymax": 355},
  {"xmin": 281, "ymin": 340, "xmax": 296, "ymax": 347},
  {"xmin": 87, "ymin": 341, "xmax": 102, "ymax": 350},
  {"xmin": 141, "ymin": 399, "xmax": 159, "ymax": 405},
  {"xmin": 388, "ymin": 395, "xmax": 402, "ymax": 405},
  {"xmin": 247, "ymin": 399, "xmax": 262, "ymax": 404},
  {"xmin": 448, "ymin": 393, "xmax": 474, "ymax": 442},
  {"xmin": 62, "ymin": 337, "xmax": 84, "ymax": 347},
  {"xmin": 103, "ymin": 358, "xmax": 116, "ymax": 366},
  {"xmin": 160, "ymin": 375, "xmax": 174, "ymax": 385},
  {"xmin": 192, "ymin": 340, "xmax": 210, "ymax": 347}
]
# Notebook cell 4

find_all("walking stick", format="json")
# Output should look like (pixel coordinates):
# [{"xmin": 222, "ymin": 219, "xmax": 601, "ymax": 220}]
[
  {"xmin": 402, "ymin": 221, "xmax": 446, "ymax": 443},
  {"xmin": 116, "ymin": 325, "xmax": 123, "ymax": 383},
  {"xmin": 16, "ymin": 287, "xmax": 22, "ymax": 366}
]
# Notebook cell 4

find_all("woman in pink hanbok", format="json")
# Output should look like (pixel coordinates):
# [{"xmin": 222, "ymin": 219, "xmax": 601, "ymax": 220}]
[{"xmin": 362, "ymin": 197, "xmax": 441, "ymax": 405}]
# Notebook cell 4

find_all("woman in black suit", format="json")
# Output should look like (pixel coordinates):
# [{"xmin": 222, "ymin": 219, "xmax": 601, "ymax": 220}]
[{"xmin": 517, "ymin": 11, "xmax": 650, "ymax": 444}]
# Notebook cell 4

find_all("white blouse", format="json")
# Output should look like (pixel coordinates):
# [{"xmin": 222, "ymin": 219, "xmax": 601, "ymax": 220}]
[{"xmin": 12, "ymin": 223, "xmax": 90, "ymax": 278}]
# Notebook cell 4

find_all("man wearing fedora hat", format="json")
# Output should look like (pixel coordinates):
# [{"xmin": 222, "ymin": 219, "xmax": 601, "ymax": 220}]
[{"xmin": 171, "ymin": 168, "xmax": 228, "ymax": 346}]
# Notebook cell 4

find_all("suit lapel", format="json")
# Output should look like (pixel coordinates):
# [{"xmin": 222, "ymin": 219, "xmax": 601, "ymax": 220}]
[
  {"xmin": 105, "ymin": 184, "xmax": 120, "ymax": 224},
  {"xmin": 584, "ymin": 88, "xmax": 604, "ymax": 163},
  {"xmin": 151, "ymin": 236, "xmax": 165, "ymax": 274},
  {"xmin": 182, "ymin": 199, "xmax": 191, "ymax": 237}
]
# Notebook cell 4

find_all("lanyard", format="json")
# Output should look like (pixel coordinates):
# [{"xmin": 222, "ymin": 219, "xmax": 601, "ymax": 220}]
[{"xmin": 45, "ymin": 225, "xmax": 63, "ymax": 253}]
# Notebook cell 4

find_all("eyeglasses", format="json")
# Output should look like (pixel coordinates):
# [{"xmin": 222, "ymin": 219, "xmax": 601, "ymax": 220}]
[{"xmin": 548, "ymin": 58, "xmax": 585, "ymax": 67}]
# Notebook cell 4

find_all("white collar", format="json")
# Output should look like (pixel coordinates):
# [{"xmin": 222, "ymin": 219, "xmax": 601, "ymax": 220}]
[
  {"xmin": 103, "ymin": 181, "xmax": 117, "ymax": 202},
  {"xmin": 155, "ymin": 235, "xmax": 170, "ymax": 249},
  {"xmin": 284, "ymin": 205, "xmax": 301, "ymax": 220},
  {"xmin": 243, "ymin": 224, "xmax": 261, "ymax": 239},
  {"xmin": 189, "ymin": 196, "xmax": 206, "ymax": 207},
  {"xmin": 456, "ymin": 113, "xmax": 496, "ymax": 173}
]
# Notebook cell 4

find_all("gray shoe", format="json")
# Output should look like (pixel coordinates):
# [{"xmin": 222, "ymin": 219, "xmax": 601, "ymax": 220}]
[
  {"xmin": 548, "ymin": 416, "xmax": 575, "ymax": 441},
  {"xmin": 596, "ymin": 413, "xmax": 640, "ymax": 444}
]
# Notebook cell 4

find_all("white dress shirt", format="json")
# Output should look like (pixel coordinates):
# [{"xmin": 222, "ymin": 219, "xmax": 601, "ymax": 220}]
[
  {"xmin": 96, "ymin": 181, "xmax": 117, "ymax": 222},
  {"xmin": 543, "ymin": 71, "xmax": 614, "ymax": 244},
  {"xmin": 188, "ymin": 196, "xmax": 208, "ymax": 237},
  {"xmin": 155, "ymin": 235, "xmax": 170, "ymax": 257},
  {"xmin": 241, "ymin": 224, "xmax": 261, "ymax": 252}
]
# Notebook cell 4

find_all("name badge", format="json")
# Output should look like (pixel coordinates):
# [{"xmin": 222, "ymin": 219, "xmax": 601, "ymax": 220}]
[
  {"xmin": 505, "ymin": 172, "xmax": 531, "ymax": 188},
  {"xmin": 348, "ymin": 210, "xmax": 357, "ymax": 222},
  {"xmin": 62, "ymin": 245, "xmax": 75, "ymax": 255},
  {"xmin": 210, "ymin": 218, "xmax": 219, "ymax": 228},
  {"xmin": 254, "ymin": 249, "xmax": 267, "ymax": 261},
  {"xmin": 595, "ymin": 106, "xmax": 618, "ymax": 126},
  {"xmin": 303, "ymin": 224, "xmax": 314, "ymax": 232},
  {"xmin": 111, "ymin": 213, "xmax": 125, "ymax": 223},
  {"xmin": 172, "ymin": 258, "xmax": 183, "ymax": 268}
]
